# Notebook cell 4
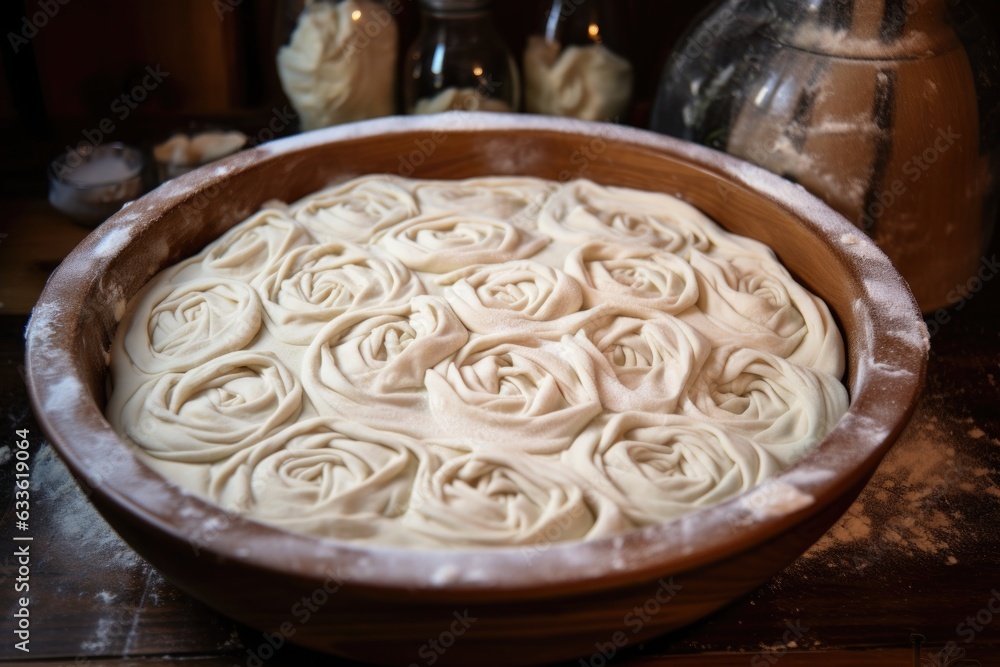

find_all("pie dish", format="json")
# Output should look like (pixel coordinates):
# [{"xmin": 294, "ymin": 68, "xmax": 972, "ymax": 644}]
[{"xmin": 25, "ymin": 114, "xmax": 927, "ymax": 666}]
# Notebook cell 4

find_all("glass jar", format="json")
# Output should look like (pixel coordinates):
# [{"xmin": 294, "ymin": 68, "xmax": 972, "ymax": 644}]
[
  {"xmin": 48, "ymin": 143, "xmax": 146, "ymax": 227},
  {"xmin": 651, "ymin": 0, "xmax": 1000, "ymax": 313},
  {"xmin": 523, "ymin": 0, "xmax": 632, "ymax": 122},
  {"xmin": 277, "ymin": 0, "xmax": 399, "ymax": 131},
  {"xmin": 404, "ymin": 0, "xmax": 520, "ymax": 114}
]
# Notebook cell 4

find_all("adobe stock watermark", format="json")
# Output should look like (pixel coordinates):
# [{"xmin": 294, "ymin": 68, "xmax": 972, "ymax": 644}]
[
  {"xmin": 519, "ymin": 463, "xmax": 624, "ymax": 565},
  {"xmin": 672, "ymin": 1, "xmax": 772, "ymax": 69},
  {"xmin": 187, "ymin": 488, "xmax": 259, "ymax": 558},
  {"xmin": 550, "ymin": 0, "xmax": 594, "ymax": 22},
  {"xmin": 216, "ymin": 0, "xmax": 403, "ymax": 62},
  {"xmin": 519, "ymin": 500, "xmax": 589, "ymax": 565},
  {"xmin": 925, "ymin": 255, "xmax": 1000, "ymax": 338},
  {"xmin": 406, "ymin": 610, "xmax": 478, "ymax": 667},
  {"xmin": 7, "ymin": 0, "xmax": 71, "ymax": 54},
  {"xmin": 344, "ymin": 0, "xmax": 403, "ymax": 62},
  {"xmin": 859, "ymin": 126, "xmax": 961, "ymax": 232},
  {"xmin": 727, "ymin": 477, "xmax": 814, "ymax": 533},
  {"xmin": 172, "ymin": 104, "xmax": 296, "ymax": 217},
  {"xmin": 239, "ymin": 569, "xmax": 345, "ymax": 667},
  {"xmin": 912, "ymin": 634, "xmax": 981, "ymax": 667},
  {"xmin": 915, "ymin": 589, "xmax": 1000, "ymax": 667},
  {"xmin": 397, "ymin": 75, "xmax": 503, "ymax": 177},
  {"xmin": 245, "ymin": 105, "xmax": 298, "ymax": 148},
  {"xmin": 52, "ymin": 65, "xmax": 170, "ymax": 180},
  {"xmin": 507, "ymin": 132, "xmax": 610, "ymax": 229},
  {"xmin": 578, "ymin": 577, "xmax": 683, "ymax": 667}
]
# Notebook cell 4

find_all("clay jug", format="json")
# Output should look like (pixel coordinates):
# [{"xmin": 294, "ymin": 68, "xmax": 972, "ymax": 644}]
[{"xmin": 652, "ymin": 0, "xmax": 1000, "ymax": 312}]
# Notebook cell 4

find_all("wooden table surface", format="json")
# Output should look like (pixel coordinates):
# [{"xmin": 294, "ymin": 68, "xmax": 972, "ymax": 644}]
[{"xmin": 1, "ymin": 199, "xmax": 999, "ymax": 667}]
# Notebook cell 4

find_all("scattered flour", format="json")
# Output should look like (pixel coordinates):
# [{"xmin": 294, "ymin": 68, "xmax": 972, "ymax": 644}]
[
  {"xmin": 31, "ymin": 444, "xmax": 178, "ymax": 656},
  {"xmin": 799, "ymin": 397, "xmax": 997, "ymax": 565},
  {"xmin": 33, "ymin": 444, "xmax": 146, "ymax": 571}
]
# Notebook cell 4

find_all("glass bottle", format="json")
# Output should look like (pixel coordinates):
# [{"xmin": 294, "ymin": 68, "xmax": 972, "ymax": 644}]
[
  {"xmin": 523, "ymin": 0, "xmax": 633, "ymax": 122},
  {"xmin": 405, "ymin": 0, "xmax": 520, "ymax": 114},
  {"xmin": 651, "ymin": 0, "xmax": 1000, "ymax": 313},
  {"xmin": 277, "ymin": 0, "xmax": 399, "ymax": 131}
]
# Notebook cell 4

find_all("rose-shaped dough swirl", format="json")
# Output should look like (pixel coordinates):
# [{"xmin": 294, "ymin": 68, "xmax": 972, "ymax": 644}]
[
  {"xmin": 565, "ymin": 412, "xmax": 781, "ymax": 525},
  {"xmin": 403, "ymin": 450, "xmax": 624, "ymax": 547},
  {"xmin": 119, "ymin": 351, "xmax": 303, "ymax": 464},
  {"xmin": 566, "ymin": 312, "xmax": 710, "ymax": 414},
  {"xmin": 681, "ymin": 252, "xmax": 845, "ymax": 377},
  {"xmin": 439, "ymin": 260, "xmax": 585, "ymax": 334},
  {"xmin": 303, "ymin": 296, "xmax": 469, "ymax": 436},
  {"xmin": 290, "ymin": 175, "xmax": 419, "ymax": 244},
  {"xmin": 170, "ymin": 208, "xmax": 310, "ymax": 284},
  {"xmin": 209, "ymin": 418, "xmax": 433, "ymax": 538},
  {"xmin": 256, "ymin": 242, "xmax": 426, "ymax": 345},
  {"xmin": 539, "ymin": 179, "xmax": 718, "ymax": 255},
  {"xmin": 120, "ymin": 278, "xmax": 262, "ymax": 375},
  {"xmin": 412, "ymin": 177, "xmax": 555, "ymax": 226},
  {"xmin": 372, "ymin": 212, "xmax": 550, "ymax": 273},
  {"xmin": 424, "ymin": 334, "xmax": 603, "ymax": 454},
  {"xmin": 564, "ymin": 241, "xmax": 700, "ymax": 316},
  {"xmin": 683, "ymin": 347, "xmax": 849, "ymax": 457}
]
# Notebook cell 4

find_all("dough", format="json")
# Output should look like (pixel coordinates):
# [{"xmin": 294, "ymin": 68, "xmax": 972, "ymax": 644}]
[
  {"xmin": 412, "ymin": 88, "xmax": 512, "ymax": 115},
  {"xmin": 107, "ymin": 175, "xmax": 849, "ymax": 548},
  {"xmin": 277, "ymin": 0, "xmax": 397, "ymax": 130},
  {"xmin": 524, "ymin": 37, "xmax": 633, "ymax": 121}
]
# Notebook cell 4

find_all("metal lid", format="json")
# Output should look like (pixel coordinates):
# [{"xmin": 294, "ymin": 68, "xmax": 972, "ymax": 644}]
[{"xmin": 418, "ymin": 0, "xmax": 494, "ymax": 13}]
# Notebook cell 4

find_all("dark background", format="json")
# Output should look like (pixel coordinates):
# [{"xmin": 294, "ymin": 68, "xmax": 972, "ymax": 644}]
[
  {"xmin": 2, "ymin": 3, "xmax": 1000, "ymax": 664},
  {"xmin": 3, "ymin": 0, "xmax": 999, "ymax": 199}
]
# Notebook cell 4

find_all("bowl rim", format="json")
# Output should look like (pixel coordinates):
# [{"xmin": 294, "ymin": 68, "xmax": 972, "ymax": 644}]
[{"xmin": 25, "ymin": 113, "xmax": 928, "ymax": 597}]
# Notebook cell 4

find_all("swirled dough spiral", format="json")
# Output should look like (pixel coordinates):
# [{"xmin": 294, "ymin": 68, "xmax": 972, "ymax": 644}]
[
  {"xmin": 403, "ymin": 450, "xmax": 624, "ymax": 547},
  {"xmin": 120, "ymin": 278, "xmax": 262, "ymax": 375},
  {"xmin": 115, "ymin": 351, "xmax": 302, "ymax": 464},
  {"xmin": 373, "ymin": 212, "xmax": 550, "ymax": 273},
  {"xmin": 681, "ymin": 252, "xmax": 845, "ymax": 376},
  {"xmin": 169, "ymin": 208, "xmax": 310, "ymax": 285},
  {"xmin": 539, "ymin": 180, "xmax": 715, "ymax": 254},
  {"xmin": 256, "ymin": 242, "xmax": 425, "ymax": 345},
  {"xmin": 683, "ymin": 347, "xmax": 849, "ymax": 456},
  {"xmin": 566, "ymin": 312, "xmax": 711, "ymax": 415},
  {"xmin": 210, "ymin": 418, "xmax": 432, "ymax": 539},
  {"xmin": 289, "ymin": 175, "xmax": 419, "ymax": 244},
  {"xmin": 440, "ymin": 260, "xmax": 584, "ymax": 334},
  {"xmin": 413, "ymin": 177, "xmax": 555, "ymax": 224},
  {"xmin": 564, "ymin": 241, "xmax": 700, "ymax": 315},
  {"xmin": 107, "ymin": 174, "xmax": 849, "ymax": 549},
  {"xmin": 424, "ymin": 334, "xmax": 603, "ymax": 454},
  {"xmin": 303, "ymin": 296, "xmax": 468, "ymax": 436},
  {"xmin": 565, "ymin": 412, "xmax": 781, "ymax": 524}
]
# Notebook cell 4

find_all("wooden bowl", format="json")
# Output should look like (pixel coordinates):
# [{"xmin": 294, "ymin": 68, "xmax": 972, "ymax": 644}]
[{"xmin": 25, "ymin": 114, "xmax": 927, "ymax": 666}]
